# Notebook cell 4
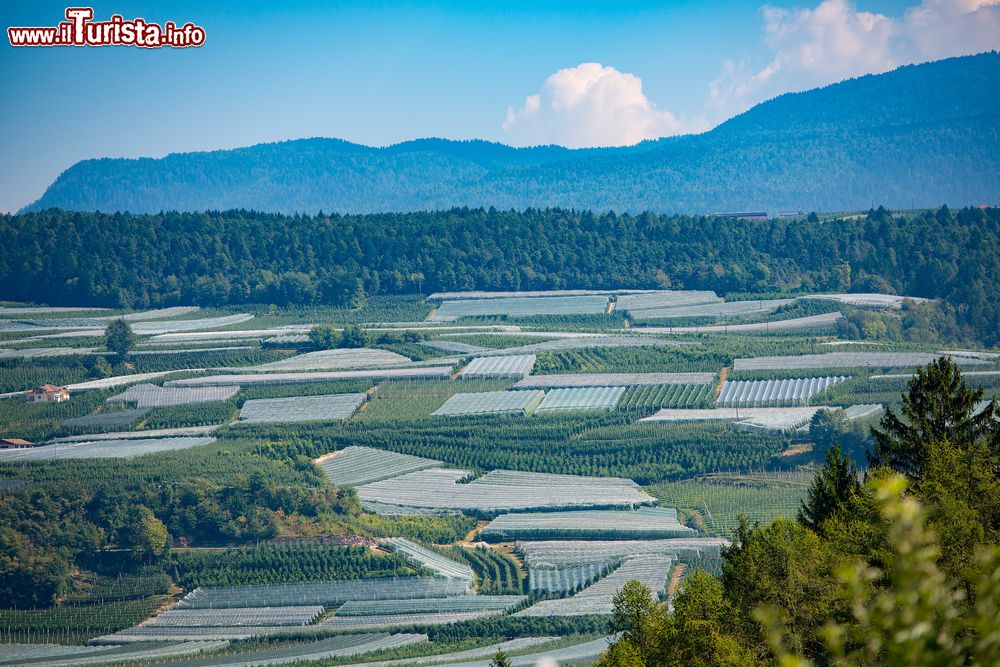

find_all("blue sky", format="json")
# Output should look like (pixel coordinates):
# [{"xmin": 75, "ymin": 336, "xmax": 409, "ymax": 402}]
[{"xmin": 1, "ymin": 0, "xmax": 996, "ymax": 212}]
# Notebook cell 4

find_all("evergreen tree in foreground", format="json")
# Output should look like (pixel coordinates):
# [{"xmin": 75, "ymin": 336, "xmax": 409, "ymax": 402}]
[
  {"xmin": 870, "ymin": 357, "xmax": 998, "ymax": 480},
  {"xmin": 489, "ymin": 648, "xmax": 512, "ymax": 667},
  {"xmin": 798, "ymin": 443, "xmax": 861, "ymax": 532}
]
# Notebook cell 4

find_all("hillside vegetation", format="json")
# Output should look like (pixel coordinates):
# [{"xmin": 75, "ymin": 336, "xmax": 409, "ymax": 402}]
[
  {"xmin": 24, "ymin": 53, "xmax": 1000, "ymax": 214},
  {"xmin": 2, "ymin": 205, "xmax": 998, "ymax": 344}
]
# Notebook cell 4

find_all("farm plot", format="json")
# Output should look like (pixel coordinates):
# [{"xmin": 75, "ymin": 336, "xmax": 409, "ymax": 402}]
[
  {"xmin": 62, "ymin": 407, "xmax": 150, "ymax": 428},
  {"xmin": 516, "ymin": 556, "xmax": 674, "ymax": 616},
  {"xmin": 383, "ymin": 538, "xmax": 474, "ymax": 582},
  {"xmin": 534, "ymin": 386, "xmax": 626, "ymax": 413},
  {"xmin": 176, "ymin": 577, "xmax": 470, "ymax": 609},
  {"xmin": 152, "ymin": 327, "xmax": 311, "ymax": 343},
  {"xmin": 318, "ymin": 446, "xmax": 444, "ymax": 487},
  {"xmin": 138, "ymin": 634, "xmax": 429, "ymax": 667},
  {"xmin": 325, "ymin": 637, "xmax": 556, "ymax": 667},
  {"xmin": 130, "ymin": 313, "xmax": 254, "ymax": 334},
  {"xmin": 0, "ymin": 346, "xmax": 98, "ymax": 359},
  {"xmin": 638, "ymin": 311, "xmax": 843, "ymax": 334},
  {"xmin": 627, "ymin": 299, "xmax": 793, "ymax": 321},
  {"xmin": 0, "ymin": 305, "xmax": 111, "ymax": 316},
  {"xmin": 0, "ymin": 644, "xmax": 121, "ymax": 664},
  {"xmin": 733, "ymin": 351, "xmax": 992, "ymax": 371},
  {"xmin": 716, "ymin": 376, "xmax": 849, "ymax": 407},
  {"xmin": 615, "ymin": 291, "xmax": 720, "ymax": 312},
  {"xmin": 122, "ymin": 306, "xmax": 201, "ymax": 321},
  {"xmin": 237, "ymin": 349, "xmax": 412, "ymax": 372},
  {"xmin": 650, "ymin": 470, "xmax": 813, "ymax": 537},
  {"xmin": 528, "ymin": 562, "xmax": 612, "ymax": 594},
  {"xmin": 516, "ymin": 539, "xmax": 727, "ymax": 568},
  {"xmin": 263, "ymin": 333, "xmax": 311, "ymax": 345},
  {"xmin": 480, "ymin": 507, "xmax": 697, "ymax": 541},
  {"xmin": 12, "ymin": 641, "xmax": 231, "ymax": 665},
  {"xmin": 800, "ymin": 293, "xmax": 928, "ymax": 309},
  {"xmin": 459, "ymin": 355, "xmax": 536, "ymax": 379},
  {"xmin": 0, "ymin": 436, "xmax": 215, "ymax": 460},
  {"xmin": 108, "ymin": 383, "xmax": 239, "ymax": 408},
  {"xmin": 617, "ymin": 384, "xmax": 714, "ymax": 410},
  {"xmin": 421, "ymin": 340, "xmax": 495, "ymax": 355},
  {"xmin": 238, "ymin": 393, "xmax": 367, "ymax": 423},
  {"xmin": 429, "ymin": 289, "xmax": 654, "ymax": 300},
  {"xmin": 842, "ymin": 403, "xmax": 883, "ymax": 420},
  {"xmin": 431, "ymin": 296, "xmax": 610, "ymax": 322},
  {"xmin": 483, "ymin": 336, "xmax": 687, "ymax": 355},
  {"xmin": 320, "ymin": 610, "xmax": 504, "ymax": 631},
  {"xmin": 66, "ymin": 370, "xmax": 195, "ymax": 392},
  {"xmin": 50, "ymin": 425, "xmax": 221, "ymax": 442},
  {"xmin": 93, "ymin": 626, "xmax": 296, "ymax": 642},
  {"xmin": 142, "ymin": 605, "xmax": 323, "ymax": 627},
  {"xmin": 165, "ymin": 367, "xmax": 453, "ymax": 387},
  {"xmin": 641, "ymin": 407, "xmax": 827, "ymax": 433},
  {"xmin": 356, "ymin": 468, "xmax": 655, "ymax": 516},
  {"xmin": 514, "ymin": 372, "xmax": 715, "ymax": 389},
  {"xmin": 335, "ymin": 595, "xmax": 524, "ymax": 616},
  {"xmin": 432, "ymin": 390, "xmax": 544, "ymax": 417},
  {"xmin": 452, "ymin": 635, "xmax": 615, "ymax": 667}
]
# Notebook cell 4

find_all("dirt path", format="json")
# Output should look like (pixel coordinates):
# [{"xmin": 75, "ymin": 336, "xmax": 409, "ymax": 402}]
[
  {"xmin": 668, "ymin": 563, "xmax": 687, "ymax": 599},
  {"xmin": 714, "ymin": 366, "xmax": 729, "ymax": 398},
  {"xmin": 457, "ymin": 521, "xmax": 488, "ymax": 547}
]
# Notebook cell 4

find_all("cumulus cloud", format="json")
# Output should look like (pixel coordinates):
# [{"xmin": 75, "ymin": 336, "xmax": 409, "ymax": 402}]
[
  {"xmin": 502, "ymin": 63, "xmax": 693, "ymax": 148},
  {"xmin": 708, "ymin": 0, "xmax": 1000, "ymax": 120}
]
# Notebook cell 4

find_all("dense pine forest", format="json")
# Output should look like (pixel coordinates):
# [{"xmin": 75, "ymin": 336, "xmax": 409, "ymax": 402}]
[{"xmin": 2, "ymin": 205, "xmax": 998, "ymax": 344}]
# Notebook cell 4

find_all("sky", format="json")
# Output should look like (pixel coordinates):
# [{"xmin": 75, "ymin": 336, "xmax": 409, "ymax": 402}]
[{"xmin": 1, "ymin": 0, "xmax": 998, "ymax": 212}]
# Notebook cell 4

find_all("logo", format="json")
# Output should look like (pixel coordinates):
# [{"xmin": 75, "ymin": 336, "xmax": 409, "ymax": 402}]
[{"xmin": 8, "ymin": 7, "xmax": 206, "ymax": 48}]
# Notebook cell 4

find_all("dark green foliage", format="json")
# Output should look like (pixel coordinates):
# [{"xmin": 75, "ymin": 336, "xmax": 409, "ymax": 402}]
[
  {"xmin": 168, "ymin": 544, "xmax": 416, "ymax": 589},
  {"xmin": 62, "ymin": 568, "xmax": 171, "ymax": 604},
  {"xmin": 0, "ymin": 527, "xmax": 70, "ymax": 608},
  {"xmin": 870, "ymin": 357, "xmax": 1000, "ymax": 480},
  {"xmin": 104, "ymin": 319, "xmax": 136, "ymax": 358},
  {"xmin": 798, "ymin": 444, "xmax": 862, "ymax": 531},
  {"xmin": 141, "ymin": 401, "xmax": 236, "ymax": 429},
  {"xmin": 25, "ymin": 54, "xmax": 1000, "ymax": 215},
  {"xmin": 490, "ymin": 648, "xmax": 512, "ymax": 667},
  {"xmin": 3, "ymin": 206, "xmax": 1000, "ymax": 345},
  {"xmin": 339, "ymin": 325, "xmax": 369, "ymax": 348},
  {"xmin": 309, "ymin": 325, "xmax": 340, "ymax": 350},
  {"xmin": 807, "ymin": 407, "xmax": 872, "ymax": 463},
  {"xmin": 422, "ymin": 615, "xmax": 609, "ymax": 642},
  {"xmin": 535, "ymin": 347, "xmax": 731, "ymax": 374},
  {"xmin": 233, "ymin": 380, "xmax": 374, "ymax": 405},
  {"xmin": 351, "ymin": 513, "xmax": 476, "ymax": 545},
  {"xmin": 448, "ymin": 546, "xmax": 524, "ymax": 595},
  {"xmin": 0, "ymin": 596, "xmax": 165, "ymax": 644},
  {"xmin": 617, "ymin": 384, "xmax": 714, "ymax": 412}
]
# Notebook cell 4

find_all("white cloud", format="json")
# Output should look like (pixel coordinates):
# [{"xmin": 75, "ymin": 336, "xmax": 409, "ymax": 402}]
[
  {"xmin": 708, "ymin": 0, "xmax": 1000, "ymax": 120},
  {"xmin": 502, "ymin": 63, "xmax": 695, "ymax": 148}
]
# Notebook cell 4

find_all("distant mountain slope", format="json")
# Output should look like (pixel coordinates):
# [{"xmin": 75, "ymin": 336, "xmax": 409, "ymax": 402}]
[{"xmin": 26, "ymin": 53, "xmax": 1000, "ymax": 214}]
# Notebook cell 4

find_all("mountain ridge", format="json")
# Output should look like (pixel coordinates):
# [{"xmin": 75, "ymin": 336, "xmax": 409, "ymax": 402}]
[{"xmin": 25, "ymin": 52, "xmax": 1000, "ymax": 215}]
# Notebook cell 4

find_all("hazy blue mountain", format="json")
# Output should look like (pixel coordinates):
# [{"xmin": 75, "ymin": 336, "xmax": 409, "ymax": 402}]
[{"xmin": 25, "ymin": 52, "xmax": 1000, "ymax": 215}]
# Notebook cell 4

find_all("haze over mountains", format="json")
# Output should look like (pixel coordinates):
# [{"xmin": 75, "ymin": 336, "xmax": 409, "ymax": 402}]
[{"xmin": 25, "ymin": 52, "xmax": 1000, "ymax": 216}]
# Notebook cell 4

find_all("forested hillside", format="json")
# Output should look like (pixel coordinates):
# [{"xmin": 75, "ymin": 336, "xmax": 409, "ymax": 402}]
[
  {"xmin": 25, "ymin": 53, "xmax": 1000, "ymax": 214},
  {"xmin": 2, "ymin": 205, "xmax": 998, "ymax": 344}
]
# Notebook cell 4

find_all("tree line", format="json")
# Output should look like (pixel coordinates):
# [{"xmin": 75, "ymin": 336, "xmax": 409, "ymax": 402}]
[{"xmin": 1, "ymin": 205, "xmax": 997, "ymax": 344}]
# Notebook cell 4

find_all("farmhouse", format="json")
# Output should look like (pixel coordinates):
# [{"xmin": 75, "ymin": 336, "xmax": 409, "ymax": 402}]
[
  {"xmin": 25, "ymin": 384, "xmax": 70, "ymax": 403},
  {"xmin": 0, "ymin": 438, "xmax": 34, "ymax": 449}
]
